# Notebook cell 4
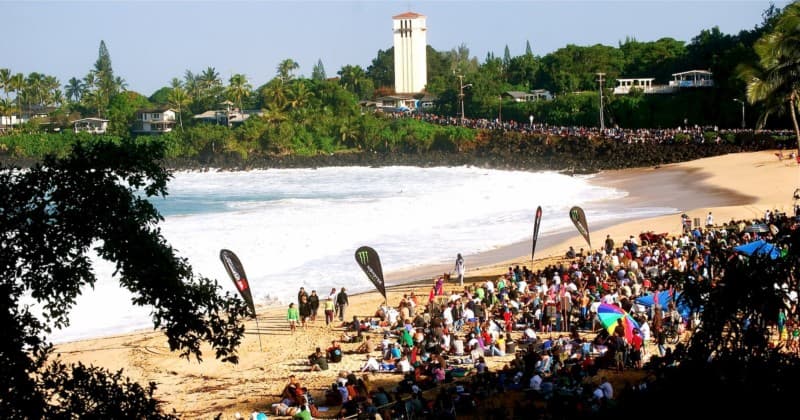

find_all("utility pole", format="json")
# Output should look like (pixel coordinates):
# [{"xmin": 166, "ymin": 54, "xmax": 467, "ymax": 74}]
[
  {"xmin": 457, "ymin": 74, "xmax": 472, "ymax": 125},
  {"xmin": 597, "ymin": 72, "xmax": 606, "ymax": 131},
  {"xmin": 458, "ymin": 74, "xmax": 465, "ymax": 125}
]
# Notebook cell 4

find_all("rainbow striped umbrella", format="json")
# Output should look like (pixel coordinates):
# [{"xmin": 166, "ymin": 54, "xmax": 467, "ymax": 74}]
[{"xmin": 597, "ymin": 303, "xmax": 640, "ymax": 341}]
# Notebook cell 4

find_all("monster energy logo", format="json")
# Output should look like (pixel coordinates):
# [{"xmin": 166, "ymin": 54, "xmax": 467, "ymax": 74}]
[
  {"xmin": 223, "ymin": 253, "xmax": 241, "ymax": 280},
  {"xmin": 357, "ymin": 250, "xmax": 369, "ymax": 265},
  {"xmin": 570, "ymin": 208, "xmax": 580, "ymax": 222}
]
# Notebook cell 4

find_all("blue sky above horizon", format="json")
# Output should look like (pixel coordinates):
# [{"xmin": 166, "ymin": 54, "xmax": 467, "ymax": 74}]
[{"xmin": 2, "ymin": 0, "xmax": 786, "ymax": 97}]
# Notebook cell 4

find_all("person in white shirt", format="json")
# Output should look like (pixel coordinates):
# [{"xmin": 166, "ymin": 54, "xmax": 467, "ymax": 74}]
[
  {"xmin": 639, "ymin": 318, "xmax": 651, "ymax": 342},
  {"xmin": 361, "ymin": 355, "xmax": 380, "ymax": 372},
  {"xmin": 517, "ymin": 279, "xmax": 528, "ymax": 294},
  {"xmin": 454, "ymin": 253, "xmax": 466, "ymax": 287},
  {"xmin": 462, "ymin": 307, "xmax": 475, "ymax": 324},
  {"xmin": 485, "ymin": 279, "xmax": 495, "ymax": 295},
  {"xmin": 386, "ymin": 307, "xmax": 400, "ymax": 327},
  {"xmin": 452, "ymin": 335, "xmax": 465, "ymax": 355},
  {"xmin": 443, "ymin": 305, "xmax": 454, "ymax": 327},
  {"xmin": 397, "ymin": 358, "xmax": 412, "ymax": 373},
  {"xmin": 523, "ymin": 327, "xmax": 538, "ymax": 342},
  {"xmin": 706, "ymin": 211, "xmax": 714, "ymax": 227},
  {"xmin": 598, "ymin": 377, "xmax": 613, "ymax": 399}
]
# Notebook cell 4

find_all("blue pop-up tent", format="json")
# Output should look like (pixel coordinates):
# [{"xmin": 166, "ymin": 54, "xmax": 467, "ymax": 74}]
[
  {"xmin": 635, "ymin": 290, "xmax": 691, "ymax": 319},
  {"xmin": 734, "ymin": 239, "xmax": 781, "ymax": 260}
]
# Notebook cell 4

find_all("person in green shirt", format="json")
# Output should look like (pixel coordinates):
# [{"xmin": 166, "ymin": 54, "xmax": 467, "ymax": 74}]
[
  {"xmin": 287, "ymin": 302, "xmax": 300, "ymax": 334},
  {"xmin": 293, "ymin": 404, "xmax": 312, "ymax": 420}
]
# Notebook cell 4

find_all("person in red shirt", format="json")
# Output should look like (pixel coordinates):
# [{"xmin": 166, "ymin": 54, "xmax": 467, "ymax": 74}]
[
  {"xmin": 503, "ymin": 306, "xmax": 513, "ymax": 333},
  {"xmin": 630, "ymin": 328, "xmax": 644, "ymax": 369}
]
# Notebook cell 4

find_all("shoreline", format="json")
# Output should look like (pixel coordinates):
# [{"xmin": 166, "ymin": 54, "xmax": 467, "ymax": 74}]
[{"xmin": 53, "ymin": 150, "xmax": 799, "ymax": 418}]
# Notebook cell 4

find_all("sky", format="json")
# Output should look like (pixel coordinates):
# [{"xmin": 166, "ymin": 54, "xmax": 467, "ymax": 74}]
[{"xmin": 2, "ymin": 0, "xmax": 786, "ymax": 97}]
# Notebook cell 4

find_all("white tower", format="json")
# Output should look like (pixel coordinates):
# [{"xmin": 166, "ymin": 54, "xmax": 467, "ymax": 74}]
[{"xmin": 393, "ymin": 11, "xmax": 427, "ymax": 94}]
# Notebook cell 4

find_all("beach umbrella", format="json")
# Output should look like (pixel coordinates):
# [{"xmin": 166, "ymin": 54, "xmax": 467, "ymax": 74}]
[
  {"xmin": 635, "ymin": 291, "xmax": 691, "ymax": 320},
  {"xmin": 744, "ymin": 223, "xmax": 770, "ymax": 233},
  {"xmin": 734, "ymin": 239, "xmax": 781, "ymax": 260},
  {"xmin": 597, "ymin": 303, "xmax": 640, "ymax": 341}
]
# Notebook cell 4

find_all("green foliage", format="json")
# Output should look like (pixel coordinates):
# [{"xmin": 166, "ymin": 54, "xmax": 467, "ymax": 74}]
[
  {"xmin": 182, "ymin": 124, "xmax": 233, "ymax": 157},
  {"xmin": 149, "ymin": 87, "xmax": 171, "ymax": 105},
  {"xmin": 366, "ymin": 48, "xmax": 394, "ymax": 89},
  {"xmin": 107, "ymin": 91, "xmax": 152, "ymax": 137},
  {"xmin": 0, "ymin": 139, "xmax": 248, "ymax": 417}
]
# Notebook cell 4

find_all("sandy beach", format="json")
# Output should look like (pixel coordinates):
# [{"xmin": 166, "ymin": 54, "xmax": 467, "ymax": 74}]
[{"xmin": 54, "ymin": 150, "xmax": 799, "ymax": 418}]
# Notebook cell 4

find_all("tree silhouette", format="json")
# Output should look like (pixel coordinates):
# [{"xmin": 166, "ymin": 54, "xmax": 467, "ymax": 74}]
[{"xmin": 0, "ymin": 139, "xmax": 249, "ymax": 417}]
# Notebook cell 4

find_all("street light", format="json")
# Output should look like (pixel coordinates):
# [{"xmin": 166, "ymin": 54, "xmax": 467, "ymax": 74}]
[
  {"xmin": 733, "ymin": 98, "xmax": 746, "ymax": 129},
  {"xmin": 529, "ymin": 114, "xmax": 534, "ymax": 129}
]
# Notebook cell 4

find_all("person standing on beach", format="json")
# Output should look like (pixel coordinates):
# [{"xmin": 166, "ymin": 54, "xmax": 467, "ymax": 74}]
[
  {"xmin": 309, "ymin": 290, "xmax": 320, "ymax": 322},
  {"xmin": 706, "ymin": 211, "xmax": 714, "ymax": 227},
  {"xmin": 454, "ymin": 253, "xmax": 465, "ymax": 287},
  {"xmin": 298, "ymin": 287, "xmax": 308, "ymax": 304},
  {"xmin": 299, "ymin": 294, "xmax": 311, "ymax": 330},
  {"xmin": 324, "ymin": 296, "xmax": 335, "ymax": 327},
  {"xmin": 336, "ymin": 287, "xmax": 349, "ymax": 322},
  {"xmin": 604, "ymin": 235, "xmax": 615, "ymax": 255},
  {"xmin": 328, "ymin": 287, "xmax": 338, "ymax": 317},
  {"xmin": 287, "ymin": 303, "xmax": 299, "ymax": 334}
]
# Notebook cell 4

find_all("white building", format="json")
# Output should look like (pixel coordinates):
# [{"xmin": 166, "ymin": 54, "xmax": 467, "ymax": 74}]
[
  {"xmin": 614, "ymin": 70, "xmax": 715, "ymax": 95},
  {"xmin": 393, "ymin": 11, "xmax": 427, "ymax": 94},
  {"xmin": 669, "ymin": 70, "xmax": 714, "ymax": 88},
  {"xmin": 132, "ymin": 109, "xmax": 176, "ymax": 134},
  {"xmin": 73, "ymin": 117, "xmax": 109, "ymax": 134}
]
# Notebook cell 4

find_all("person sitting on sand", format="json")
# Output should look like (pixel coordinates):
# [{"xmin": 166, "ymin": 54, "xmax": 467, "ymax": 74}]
[
  {"xmin": 355, "ymin": 335, "xmax": 375, "ymax": 354},
  {"xmin": 361, "ymin": 354, "xmax": 380, "ymax": 372},
  {"xmin": 327, "ymin": 340, "xmax": 343, "ymax": 363},
  {"xmin": 280, "ymin": 375, "xmax": 305, "ymax": 406},
  {"xmin": 308, "ymin": 347, "xmax": 328, "ymax": 372}
]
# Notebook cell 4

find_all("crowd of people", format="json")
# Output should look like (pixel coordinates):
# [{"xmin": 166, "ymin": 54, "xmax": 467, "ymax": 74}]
[
  {"xmin": 268, "ymin": 207, "xmax": 798, "ymax": 419},
  {"xmin": 401, "ymin": 112, "xmax": 795, "ymax": 146}
]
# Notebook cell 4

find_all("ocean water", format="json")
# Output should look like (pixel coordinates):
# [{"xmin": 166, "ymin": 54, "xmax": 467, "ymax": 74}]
[{"xmin": 49, "ymin": 166, "xmax": 675, "ymax": 343}]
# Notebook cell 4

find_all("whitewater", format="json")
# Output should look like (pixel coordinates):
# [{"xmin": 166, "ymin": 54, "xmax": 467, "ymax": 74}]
[{"xmin": 49, "ymin": 166, "xmax": 675, "ymax": 343}]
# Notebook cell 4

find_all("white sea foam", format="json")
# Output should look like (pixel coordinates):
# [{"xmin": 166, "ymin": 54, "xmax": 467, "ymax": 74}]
[{"xmin": 49, "ymin": 166, "xmax": 674, "ymax": 343}]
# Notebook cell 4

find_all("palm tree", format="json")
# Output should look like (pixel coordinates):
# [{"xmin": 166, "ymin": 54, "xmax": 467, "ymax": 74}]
[
  {"xmin": 0, "ymin": 98, "xmax": 10, "ymax": 123},
  {"xmin": 24, "ymin": 72, "xmax": 44, "ymax": 110},
  {"xmin": 167, "ymin": 86, "xmax": 191, "ymax": 130},
  {"xmin": 52, "ymin": 90, "xmax": 64, "ymax": 107},
  {"xmin": 337, "ymin": 65, "xmax": 370, "ymax": 99},
  {"xmin": 65, "ymin": 77, "xmax": 84, "ymax": 103},
  {"xmin": 42, "ymin": 75, "xmax": 60, "ymax": 107},
  {"xmin": 261, "ymin": 81, "xmax": 288, "ymax": 112},
  {"xmin": 287, "ymin": 81, "xmax": 312, "ymax": 110},
  {"xmin": 0, "ymin": 68, "xmax": 11, "ymax": 102},
  {"xmin": 200, "ymin": 67, "xmax": 221, "ymax": 90},
  {"xmin": 226, "ymin": 73, "xmax": 252, "ymax": 111},
  {"xmin": 169, "ymin": 77, "xmax": 182, "ymax": 90},
  {"xmin": 10, "ymin": 73, "xmax": 24, "ymax": 117},
  {"xmin": 743, "ymin": 2, "xmax": 800, "ymax": 154},
  {"xmin": 277, "ymin": 59, "xmax": 299, "ymax": 83},
  {"xmin": 114, "ymin": 76, "xmax": 128, "ymax": 92},
  {"xmin": 183, "ymin": 70, "xmax": 199, "ymax": 97},
  {"xmin": 261, "ymin": 101, "xmax": 288, "ymax": 125}
]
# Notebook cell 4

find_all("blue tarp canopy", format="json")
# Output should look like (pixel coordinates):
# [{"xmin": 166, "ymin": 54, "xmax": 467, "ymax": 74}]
[
  {"xmin": 635, "ymin": 291, "xmax": 691, "ymax": 319},
  {"xmin": 734, "ymin": 239, "xmax": 781, "ymax": 260}
]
